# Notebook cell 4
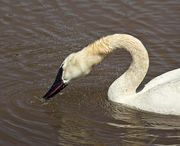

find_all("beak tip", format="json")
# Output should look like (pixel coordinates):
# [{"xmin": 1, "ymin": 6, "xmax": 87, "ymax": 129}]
[
  {"xmin": 42, "ymin": 93, "xmax": 52, "ymax": 100},
  {"xmin": 42, "ymin": 96, "xmax": 49, "ymax": 100}
]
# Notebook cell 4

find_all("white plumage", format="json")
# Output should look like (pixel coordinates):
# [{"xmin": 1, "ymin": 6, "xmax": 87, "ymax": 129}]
[{"xmin": 44, "ymin": 34, "xmax": 180, "ymax": 115}]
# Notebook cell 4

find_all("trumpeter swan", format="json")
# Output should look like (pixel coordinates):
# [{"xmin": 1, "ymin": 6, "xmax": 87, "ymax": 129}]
[{"xmin": 43, "ymin": 34, "xmax": 180, "ymax": 115}]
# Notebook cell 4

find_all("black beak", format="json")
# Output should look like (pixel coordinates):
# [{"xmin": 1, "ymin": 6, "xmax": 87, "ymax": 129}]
[{"xmin": 43, "ymin": 65, "xmax": 67, "ymax": 100}]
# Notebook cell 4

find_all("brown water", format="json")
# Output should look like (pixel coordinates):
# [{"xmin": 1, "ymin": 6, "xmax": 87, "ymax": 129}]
[{"xmin": 0, "ymin": 0, "xmax": 180, "ymax": 145}]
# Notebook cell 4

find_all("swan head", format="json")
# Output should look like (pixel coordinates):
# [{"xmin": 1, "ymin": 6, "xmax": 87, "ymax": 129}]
[{"xmin": 43, "ymin": 52, "xmax": 92, "ymax": 100}]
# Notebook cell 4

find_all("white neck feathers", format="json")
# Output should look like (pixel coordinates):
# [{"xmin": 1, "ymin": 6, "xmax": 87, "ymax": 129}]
[{"xmin": 80, "ymin": 34, "xmax": 149, "ymax": 97}]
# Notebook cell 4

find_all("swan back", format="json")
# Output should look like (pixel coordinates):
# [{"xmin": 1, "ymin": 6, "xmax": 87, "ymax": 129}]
[
  {"xmin": 136, "ymin": 78, "xmax": 180, "ymax": 115},
  {"xmin": 143, "ymin": 68, "xmax": 180, "ymax": 91}
]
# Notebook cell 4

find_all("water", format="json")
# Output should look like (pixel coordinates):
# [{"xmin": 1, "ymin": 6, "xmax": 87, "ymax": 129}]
[{"xmin": 0, "ymin": 0, "xmax": 180, "ymax": 145}]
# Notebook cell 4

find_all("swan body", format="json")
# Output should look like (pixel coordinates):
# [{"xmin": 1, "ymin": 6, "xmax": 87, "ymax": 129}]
[
  {"xmin": 43, "ymin": 34, "xmax": 180, "ymax": 115},
  {"xmin": 108, "ymin": 68, "xmax": 180, "ymax": 115}
]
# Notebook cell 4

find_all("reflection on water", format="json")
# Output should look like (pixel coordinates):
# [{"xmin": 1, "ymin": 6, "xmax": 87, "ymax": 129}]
[{"xmin": 0, "ymin": 0, "xmax": 180, "ymax": 145}]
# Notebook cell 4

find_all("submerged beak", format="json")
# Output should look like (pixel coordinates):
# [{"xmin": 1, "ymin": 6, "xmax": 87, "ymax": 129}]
[{"xmin": 43, "ymin": 66, "xmax": 67, "ymax": 100}]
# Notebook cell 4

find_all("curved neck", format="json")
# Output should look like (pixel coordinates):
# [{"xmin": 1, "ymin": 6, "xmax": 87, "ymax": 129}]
[{"xmin": 82, "ymin": 34, "xmax": 149, "ymax": 97}]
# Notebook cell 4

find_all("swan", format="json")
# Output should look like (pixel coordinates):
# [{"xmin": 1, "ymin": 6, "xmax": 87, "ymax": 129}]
[{"xmin": 42, "ymin": 34, "xmax": 180, "ymax": 115}]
